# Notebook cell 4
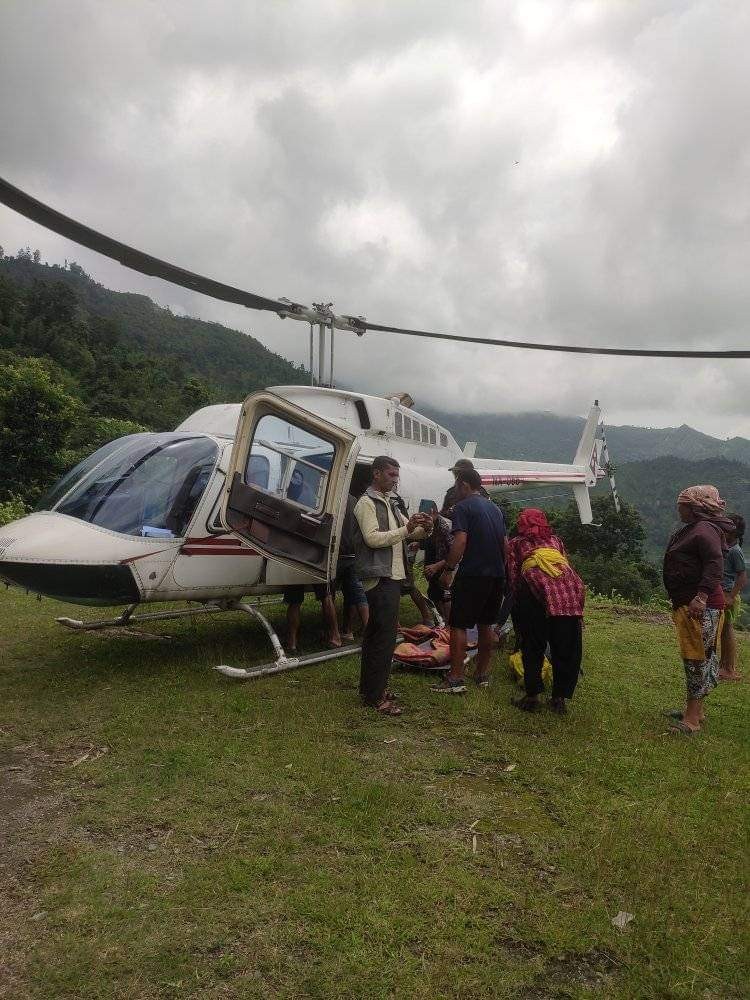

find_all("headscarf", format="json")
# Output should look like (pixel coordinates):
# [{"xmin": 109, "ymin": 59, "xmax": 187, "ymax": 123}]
[
  {"xmin": 676, "ymin": 484, "xmax": 726, "ymax": 518},
  {"xmin": 516, "ymin": 508, "xmax": 553, "ymax": 542}
]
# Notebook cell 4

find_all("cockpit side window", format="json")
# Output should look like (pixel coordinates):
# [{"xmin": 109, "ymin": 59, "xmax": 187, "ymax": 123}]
[
  {"xmin": 55, "ymin": 435, "xmax": 219, "ymax": 538},
  {"xmin": 35, "ymin": 434, "xmax": 148, "ymax": 512}
]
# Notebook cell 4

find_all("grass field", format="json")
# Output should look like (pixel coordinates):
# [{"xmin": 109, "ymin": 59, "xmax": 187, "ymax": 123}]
[{"xmin": 1, "ymin": 586, "xmax": 748, "ymax": 999}]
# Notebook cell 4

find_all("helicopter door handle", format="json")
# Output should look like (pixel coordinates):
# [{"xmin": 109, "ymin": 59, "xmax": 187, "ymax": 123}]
[{"xmin": 254, "ymin": 501, "xmax": 280, "ymax": 519}]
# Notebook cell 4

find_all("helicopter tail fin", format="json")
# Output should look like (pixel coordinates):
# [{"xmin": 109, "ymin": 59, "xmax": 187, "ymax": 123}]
[
  {"xmin": 572, "ymin": 483, "xmax": 593, "ymax": 524},
  {"xmin": 573, "ymin": 401, "xmax": 601, "ymax": 468},
  {"xmin": 564, "ymin": 402, "xmax": 601, "ymax": 524}
]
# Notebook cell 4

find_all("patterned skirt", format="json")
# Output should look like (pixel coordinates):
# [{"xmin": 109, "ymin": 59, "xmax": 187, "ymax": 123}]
[{"xmin": 671, "ymin": 606, "xmax": 723, "ymax": 699}]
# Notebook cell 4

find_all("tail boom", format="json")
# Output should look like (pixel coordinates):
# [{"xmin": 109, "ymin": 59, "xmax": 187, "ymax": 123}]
[{"xmin": 474, "ymin": 402, "xmax": 606, "ymax": 525}]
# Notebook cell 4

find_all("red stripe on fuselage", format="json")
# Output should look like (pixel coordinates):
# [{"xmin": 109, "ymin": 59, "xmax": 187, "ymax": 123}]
[{"xmin": 181, "ymin": 546, "xmax": 259, "ymax": 556}]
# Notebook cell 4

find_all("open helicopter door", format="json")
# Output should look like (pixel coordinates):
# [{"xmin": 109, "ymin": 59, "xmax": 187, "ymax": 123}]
[{"xmin": 221, "ymin": 390, "xmax": 359, "ymax": 582}]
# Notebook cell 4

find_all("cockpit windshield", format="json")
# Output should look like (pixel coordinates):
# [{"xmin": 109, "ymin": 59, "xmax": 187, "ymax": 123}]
[{"xmin": 52, "ymin": 434, "xmax": 219, "ymax": 538}]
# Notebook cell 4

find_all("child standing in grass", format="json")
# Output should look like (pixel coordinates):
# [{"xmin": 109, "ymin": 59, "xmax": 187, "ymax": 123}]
[{"xmin": 719, "ymin": 513, "xmax": 747, "ymax": 682}]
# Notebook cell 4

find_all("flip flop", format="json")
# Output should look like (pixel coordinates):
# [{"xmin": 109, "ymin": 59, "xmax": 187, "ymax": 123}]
[
  {"xmin": 669, "ymin": 720, "xmax": 699, "ymax": 735},
  {"xmin": 374, "ymin": 699, "xmax": 403, "ymax": 716}
]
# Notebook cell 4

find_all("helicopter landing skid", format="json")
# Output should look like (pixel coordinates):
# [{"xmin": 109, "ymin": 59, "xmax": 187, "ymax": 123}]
[
  {"xmin": 215, "ymin": 601, "xmax": 362, "ymax": 681},
  {"xmin": 55, "ymin": 598, "xmax": 282, "ymax": 632}
]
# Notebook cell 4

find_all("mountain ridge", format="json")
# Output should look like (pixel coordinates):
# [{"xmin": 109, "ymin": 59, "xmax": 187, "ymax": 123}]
[{"xmin": 418, "ymin": 405, "xmax": 750, "ymax": 466}]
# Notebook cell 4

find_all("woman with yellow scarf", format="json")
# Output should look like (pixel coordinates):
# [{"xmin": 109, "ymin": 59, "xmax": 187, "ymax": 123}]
[{"xmin": 506, "ymin": 508, "xmax": 585, "ymax": 714}]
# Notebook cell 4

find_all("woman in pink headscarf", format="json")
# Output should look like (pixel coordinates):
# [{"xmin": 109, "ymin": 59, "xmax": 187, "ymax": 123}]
[
  {"xmin": 506, "ymin": 508, "xmax": 585, "ymax": 715},
  {"xmin": 662, "ymin": 485, "xmax": 735, "ymax": 734}
]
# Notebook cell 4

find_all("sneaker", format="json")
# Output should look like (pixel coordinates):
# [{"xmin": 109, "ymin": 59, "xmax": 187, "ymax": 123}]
[
  {"xmin": 431, "ymin": 676, "xmax": 467, "ymax": 694},
  {"xmin": 549, "ymin": 697, "xmax": 567, "ymax": 715},
  {"xmin": 474, "ymin": 673, "xmax": 491, "ymax": 688}
]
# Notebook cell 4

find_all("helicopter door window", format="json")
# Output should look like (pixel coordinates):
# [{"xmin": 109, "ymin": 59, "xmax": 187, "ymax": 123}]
[
  {"xmin": 429, "ymin": 427, "xmax": 436, "ymax": 445},
  {"xmin": 403, "ymin": 416, "xmax": 412, "ymax": 439},
  {"xmin": 421, "ymin": 425, "xmax": 429, "ymax": 443},
  {"xmin": 394, "ymin": 411, "xmax": 403, "ymax": 437},
  {"xmin": 247, "ymin": 414, "xmax": 334, "ymax": 513},
  {"xmin": 222, "ymin": 390, "xmax": 360, "ymax": 582},
  {"xmin": 439, "ymin": 432, "xmax": 448, "ymax": 447}
]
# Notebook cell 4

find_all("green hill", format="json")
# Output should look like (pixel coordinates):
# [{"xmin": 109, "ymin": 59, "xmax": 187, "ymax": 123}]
[
  {"xmin": 0, "ymin": 249, "xmax": 306, "ymax": 410},
  {"xmin": 599, "ymin": 456, "xmax": 750, "ymax": 558}
]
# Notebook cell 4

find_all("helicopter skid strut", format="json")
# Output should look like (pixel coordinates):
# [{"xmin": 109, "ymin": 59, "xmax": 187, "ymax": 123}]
[
  {"xmin": 55, "ymin": 599, "xmax": 362, "ymax": 680},
  {"xmin": 55, "ymin": 598, "xmax": 282, "ymax": 632},
  {"xmin": 215, "ymin": 602, "xmax": 362, "ymax": 680}
]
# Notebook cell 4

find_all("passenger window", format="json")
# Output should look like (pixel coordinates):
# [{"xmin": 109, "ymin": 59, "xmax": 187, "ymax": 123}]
[
  {"xmin": 246, "ymin": 454, "xmax": 269, "ymax": 488},
  {"xmin": 395, "ymin": 411, "xmax": 403, "ymax": 437},
  {"xmin": 421, "ymin": 425, "xmax": 428, "ymax": 443},
  {"xmin": 404, "ymin": 416, "xmax": 412, "ymax": 438},
  {"xmin": 429, "ymin": 428, "xmax": 436, "ymax": 445},
  {"xmin": 440, "ymin": 432, "xmax": 448, "ymax": 447},
  {"xmin": 247, "ymin": 413, "xmax": 334, "ymax": 512}
]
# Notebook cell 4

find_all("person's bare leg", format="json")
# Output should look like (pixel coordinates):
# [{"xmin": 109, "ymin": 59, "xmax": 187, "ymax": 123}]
[
  {"xmin": 286, "ymin": 604, "xmax": 301, "ymax": 652},
  {"xmin": 357, "ymin": 603, "xmax": 369, "ymax": 631},
  {"xmin": 341, "ymin": 604, "xmax": 356, "ymax": 641},
  {"xmin": 474, "ymin": 625, "xmax": 494, "ymax": 680},
  {"xmin": 321, "ymin": 595, "xmax": 341, "ymax": 646},
  {"xmin": 410, "ymin": 586, "xmax": 434, "ymax": 625},
  {"xmin": 682, "ymin": 696, "xmax": 704, "ymax": 730},
  {"xmin": 719, "ymin": 617, "xmax": 742, "ymax": 680},
  {"xmin": 448, "ymin": 627, "xmax": 468, "ymax": 681}
]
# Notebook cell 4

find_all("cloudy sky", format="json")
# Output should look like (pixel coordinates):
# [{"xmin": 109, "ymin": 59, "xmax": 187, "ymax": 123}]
[{"xmin": 2, "ymin": 0, "xmax": 749, "ymax": 438}]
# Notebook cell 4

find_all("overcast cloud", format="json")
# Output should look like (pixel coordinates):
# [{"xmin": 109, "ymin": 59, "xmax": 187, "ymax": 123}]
[{"xmin": 1, "ymin": 0, "xmax": 749, "ymax": 439}]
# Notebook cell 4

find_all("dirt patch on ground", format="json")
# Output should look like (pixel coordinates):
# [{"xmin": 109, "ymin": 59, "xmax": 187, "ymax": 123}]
[
  {"xmin": 0, "ymin": 740, "xmax": 90, "ymax": 999},
  {"xmin": 497, "ymin": 937, "xmax": 620, "ymax": 996}
]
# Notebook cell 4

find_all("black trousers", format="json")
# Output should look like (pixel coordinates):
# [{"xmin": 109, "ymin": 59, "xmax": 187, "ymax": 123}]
[
  {"xmin": 359, "ymin": 578, "xmax": 402, "ymax": 706},
  {"xmin": 515, "ymin": 584, "xmax": 582, "ymax": 699}
]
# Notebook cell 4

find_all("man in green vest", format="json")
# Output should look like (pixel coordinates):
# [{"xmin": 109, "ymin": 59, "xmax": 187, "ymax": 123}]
[{"xmin": 352, "ymin": 456, "xmax": 432, "ymax": 715}]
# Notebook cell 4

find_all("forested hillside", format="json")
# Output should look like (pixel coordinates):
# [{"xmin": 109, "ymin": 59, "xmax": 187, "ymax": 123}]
[
  {"xmin": 0, "ymin": 248, "xmax": 306, "ymax": 509},
  {"xmin": 0, "ymin": 249, "xmax": 305, "ymax": 412},
  {"xmin": 599, "ymin": 456, "xmax": 750, "ymax": 558},
  {"xmin": 421, "ymin": 405, "xmax": 750, "ymax": 466}
]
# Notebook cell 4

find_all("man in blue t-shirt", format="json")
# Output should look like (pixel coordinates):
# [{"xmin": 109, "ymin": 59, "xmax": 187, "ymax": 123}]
[{"xmin": 432, "ymin": 468, "xmax": 506, "ymax": 694}]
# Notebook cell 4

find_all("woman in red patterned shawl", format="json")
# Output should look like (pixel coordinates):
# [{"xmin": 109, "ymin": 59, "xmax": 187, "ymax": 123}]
[{"xmin": 506, "ymin": 508, "xmax": 585, "ymax": 714}]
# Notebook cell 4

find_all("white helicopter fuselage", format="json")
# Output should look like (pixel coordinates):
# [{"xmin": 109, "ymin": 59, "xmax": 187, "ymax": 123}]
[{"xmin": 0, "ymin": 385, "xmax": 602, "ymax": 608}]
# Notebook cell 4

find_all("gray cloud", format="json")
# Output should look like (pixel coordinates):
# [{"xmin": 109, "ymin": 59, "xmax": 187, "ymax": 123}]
[{"xmin": 1, "ymin": 0, "xmax": 749, "ymax": 440}]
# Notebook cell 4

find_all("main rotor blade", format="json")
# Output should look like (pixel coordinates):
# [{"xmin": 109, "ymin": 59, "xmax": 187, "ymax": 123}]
[
  {"xmin": 0, "ymin": 177, "xmax": 285, "ymax": 314},
  {"xmin": 364, "ymin": 320, "xmax": 750, "ymax": 358},
  {"xmin": 2, "ymin": 176, "xmax": 749, "ymax": 359}
]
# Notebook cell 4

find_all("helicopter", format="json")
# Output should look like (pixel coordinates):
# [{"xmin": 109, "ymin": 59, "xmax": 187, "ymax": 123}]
[
  {"xmin": 0, "ymin": 177, "xmax": 617, "ymax": 678},
  {"xmin": 0, "ymin": 377, "xmax": 612, "ymax": 676}
]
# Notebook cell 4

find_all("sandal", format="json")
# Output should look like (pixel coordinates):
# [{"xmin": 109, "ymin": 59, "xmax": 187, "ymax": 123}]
[
  {"xmin": 374, "ymin": 699, "xmax": 402, "ymax": 716},
  {"xmin": 511, "ymin": 695, "xmax": 541, "ymax": 713},
  {"xmin": 669, "ymin": 720, "xmax": 699, "ymax": 735},
  {"xmin": 663, "ymin": 709, "xmax": 706, "ymax": 723}
]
